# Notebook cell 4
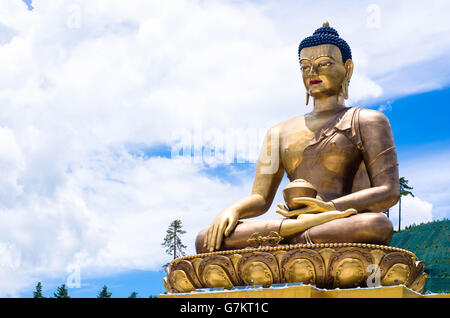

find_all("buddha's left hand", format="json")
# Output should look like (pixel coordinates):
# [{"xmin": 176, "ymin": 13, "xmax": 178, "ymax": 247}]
[{"xmin": 276, "ymin": 197, "xmax": 336, "ymax": 218}]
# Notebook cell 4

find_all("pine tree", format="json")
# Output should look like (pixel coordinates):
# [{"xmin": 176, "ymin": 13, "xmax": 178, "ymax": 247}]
[
  {"xmin": 398, "ymin": 177, "xmax": 414, "ymax": 231},
  {"xmin": 162, "ymin": 219, "xmax": 187, "ymax": 259},
  {"xmin": 53, "ymin": 284, "xmax": 70, "ymax": 298},
  {"xmin": 128, "ymin": 291, "xmax": 138, "ymax": 298},
  {"xmin": 97, "ymin": 285, "xmax": 112, "ymax": 298},
  {"xmin": 161, "ymin": 220, "xmax": 187, "ymax": 269},
  {"xmin": 33, "ymin": 282, "xmax": 45, "ymax": 298}
]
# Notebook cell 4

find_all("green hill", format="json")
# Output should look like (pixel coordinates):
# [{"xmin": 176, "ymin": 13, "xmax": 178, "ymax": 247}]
[{"xmin": 390, "ymin": 219, "xmax": 449, "ymax": 294}]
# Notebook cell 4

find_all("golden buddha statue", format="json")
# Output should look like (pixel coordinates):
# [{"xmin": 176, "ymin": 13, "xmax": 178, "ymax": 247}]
[
  {"xmin": 163, "ymin": 23, "xmax": 429, "ymax": 296},
  {"xmin": 196, "ymin": 21, "xmax": 399, "ymax": 254}
]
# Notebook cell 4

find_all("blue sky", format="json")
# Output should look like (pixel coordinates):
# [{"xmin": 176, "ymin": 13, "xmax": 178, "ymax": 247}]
[
  {"xmin": 1, "ymin": 0, "xmax": 449, "ymax": 297},
  {"xmin": 385, "ymin": 88, "xmax": 450, "ymax": 147}
]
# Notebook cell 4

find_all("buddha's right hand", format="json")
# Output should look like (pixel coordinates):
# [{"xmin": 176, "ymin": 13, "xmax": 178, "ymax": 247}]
[{"xmin": 204, "ymin": 208, "xmax": 239, "ymax": 252}]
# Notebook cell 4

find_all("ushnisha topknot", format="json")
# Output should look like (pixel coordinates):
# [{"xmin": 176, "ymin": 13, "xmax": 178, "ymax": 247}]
[{"xmin": 298, "ymin": 21, "xmax": 352, "ymax": 62}]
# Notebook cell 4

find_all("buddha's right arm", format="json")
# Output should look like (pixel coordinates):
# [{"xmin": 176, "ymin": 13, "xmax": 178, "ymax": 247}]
[
  {"xmin": 203, "ymin": 127, "xmax": 284, "ymax": 251},
  {"xmin": 234, "ymin": 164, "xmax": 285, "ymax": 219},
  {"xmin": 235, "ymin": 125, "xmax": 285, "ymax": 219}
]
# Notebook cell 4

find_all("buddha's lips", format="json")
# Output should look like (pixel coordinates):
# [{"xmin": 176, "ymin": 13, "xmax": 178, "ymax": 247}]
[{"xmin": 310, "ymin": 79, "xmax": 322, "ymax": 85}]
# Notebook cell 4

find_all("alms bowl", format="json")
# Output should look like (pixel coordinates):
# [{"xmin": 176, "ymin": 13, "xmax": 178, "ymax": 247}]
[{"xmin": 283, "ymin": 179, "xmax": 317, "ymax": 210}]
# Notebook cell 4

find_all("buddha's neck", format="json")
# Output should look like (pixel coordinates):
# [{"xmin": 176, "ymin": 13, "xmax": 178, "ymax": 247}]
[{"xmin": 312, "ymin": 95, "xmax": 346, "ymax": 114}]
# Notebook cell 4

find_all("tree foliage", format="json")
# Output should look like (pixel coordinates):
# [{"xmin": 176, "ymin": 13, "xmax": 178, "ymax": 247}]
[
  {"xmin": 128, "ymin": 291, "xmax": 138, "ymax": 298},
  {"xmin": 398, "ymin": 177, "xmax": 415, "ymax": 231},
  {"xmin": 162, "ymin": 219, "xmax": 187, "ymax": 260},
  {"xmin": 97, "ymin": 285, "xmax": 112, "ymax": 298},
  {"xmin": 400, "ymin": 177, "xmax": 414, "ymax": 197},
  {"xmin": 33, "ymin": 282, "xmax": 45, "ymax": 298},
  {"xmin": 53, "ymin": 284, "xmax": 70, "ymax": 298}
]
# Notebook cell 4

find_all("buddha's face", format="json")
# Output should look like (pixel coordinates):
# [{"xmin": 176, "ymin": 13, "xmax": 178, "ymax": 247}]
[{"xmin": 300, "ymin": 44, "xmax": 352, "ymax": 99}]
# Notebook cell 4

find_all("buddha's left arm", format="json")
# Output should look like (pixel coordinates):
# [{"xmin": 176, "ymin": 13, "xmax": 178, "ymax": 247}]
[{"xmin": 331, "ymin": 109, "xmax": 400, "ymax": 212}]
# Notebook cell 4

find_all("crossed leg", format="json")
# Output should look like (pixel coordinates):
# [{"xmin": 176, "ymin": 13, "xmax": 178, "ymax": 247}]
[
  {"xmin": 289, "ymin": 212, "xmax": 393, "ymax": 245},
  {"xmin": 195, "ymin": 212, "xmax": 393, "ymax": 254}
]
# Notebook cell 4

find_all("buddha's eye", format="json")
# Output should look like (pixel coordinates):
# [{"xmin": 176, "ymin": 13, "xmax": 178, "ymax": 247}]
[
  {"xmin": 318, "ymin": 61, "xmax": 332, "ymax": 68},
  {"xmin": 301, "ymin": 65, "xmax": 311, "ymax": 72}
]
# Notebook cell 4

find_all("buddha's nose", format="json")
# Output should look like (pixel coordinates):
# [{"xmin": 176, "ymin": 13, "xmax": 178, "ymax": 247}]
[{"xmin": 309, "ymin": 65, "xmax": 319, "ymax": 75}]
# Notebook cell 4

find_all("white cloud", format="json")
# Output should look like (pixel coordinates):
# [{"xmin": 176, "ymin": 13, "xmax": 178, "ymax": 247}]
[
  {"xmin": 388, "ymin": 196, "xmax": 433, "ymax": 231},
  {"xmin": 0, "ymin": 0, "xmax": 449, "ymax": 296},
  {"xmin": 398, "ymin": 149, "xmax": 450, "ymax": 222},
  {"xmin": 0, "ymin": 127, "xmax": 25, "ymax": 205},
  {"xmin": 0, "ymin": 152, "xmax": 253, "ymax": 296}
]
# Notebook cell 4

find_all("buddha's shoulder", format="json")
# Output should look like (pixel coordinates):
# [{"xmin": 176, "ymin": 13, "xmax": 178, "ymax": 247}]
[
  {"xmin": 268, "ymin": 114, "xmax": 306, "ymax": 135},
  {"xmin": 356, "ymin": 107, "xmax": 391, "ymax": 126}
]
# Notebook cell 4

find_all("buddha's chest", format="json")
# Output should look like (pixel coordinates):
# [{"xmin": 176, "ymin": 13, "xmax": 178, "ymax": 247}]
[
  {"xmin": 280, "ymin": 128, "xmax": 314, "ymax": 177},
  {"xmin": 281, "ymin": 127, "xmax": 360, "ymax": 179}
]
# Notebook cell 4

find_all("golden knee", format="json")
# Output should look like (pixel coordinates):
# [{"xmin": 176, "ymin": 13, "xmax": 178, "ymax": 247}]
[
  {"xmin": 195, "ymin": 229, "xmax": 208, "ymax": 254},
  {"xmin": 356, "ymin": 213, "xmax": 393, "ymax": 245}
]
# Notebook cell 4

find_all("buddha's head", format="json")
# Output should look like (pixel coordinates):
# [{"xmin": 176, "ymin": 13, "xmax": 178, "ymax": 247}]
[{"xmin": 298, "ymin": 21, "xmax": 354, "ymax": 104}]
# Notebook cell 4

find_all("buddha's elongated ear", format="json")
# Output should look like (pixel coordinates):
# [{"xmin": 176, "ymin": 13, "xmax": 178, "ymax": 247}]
[{"xmin": 341, "ymin": 59, "xmax": 354, "ymax": 100}]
